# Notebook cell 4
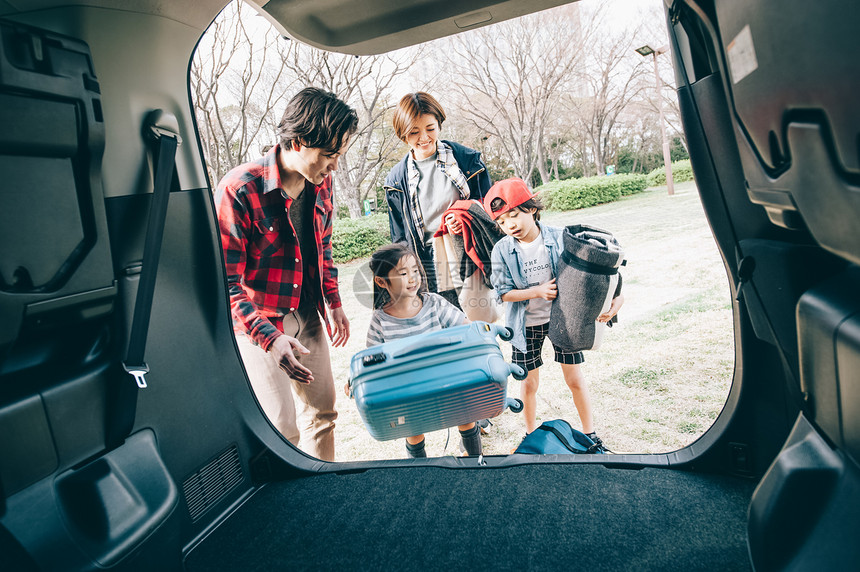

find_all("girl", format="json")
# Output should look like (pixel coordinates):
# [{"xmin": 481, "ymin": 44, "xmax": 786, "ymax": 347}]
[
  {"xmin": 382, "ymin": 92, "xmax": 492, "ymax": 301},
  {"xmin": 366, "ymin": 243, "xmax": 483, "ymax": 458}
]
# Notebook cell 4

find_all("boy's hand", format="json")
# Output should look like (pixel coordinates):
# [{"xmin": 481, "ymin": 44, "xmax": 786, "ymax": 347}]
[
  {"xmin": 598, "ymin": 293, "xmax": 625, "ymax": 323},
  {"xmin": 533, "ymin": 278, "xmax": 558, "ymax": 301}
]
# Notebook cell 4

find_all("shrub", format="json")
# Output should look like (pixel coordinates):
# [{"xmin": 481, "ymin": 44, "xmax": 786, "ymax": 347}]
[
  {"xmin": 646, "ymin": 159, "xmax": 694, "ymax": 187},
  {"xmin": 614, "ymin": 173, "xmax": 649, "ymax": 196},
  {"xmin": 534, "ymin": 180, "xmax": 564, "ymax": 210},
  {"xmin": 535, "ymin": 173, "xmax": 648, "ymax": 211},
  {"xmin": 331, "ymin": 213, "xmax": 390, "ymax": 263}
]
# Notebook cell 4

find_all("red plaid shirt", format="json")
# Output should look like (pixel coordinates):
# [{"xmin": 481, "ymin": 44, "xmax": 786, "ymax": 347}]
[{"xmin": 215, "ymin": 145, "xmax": 341, "ymax": 350}]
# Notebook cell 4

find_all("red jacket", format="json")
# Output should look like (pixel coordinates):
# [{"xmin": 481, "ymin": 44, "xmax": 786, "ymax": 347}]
[{"xmin": 215, "ymin": 145, "xmax": 340, "ymax": 350}]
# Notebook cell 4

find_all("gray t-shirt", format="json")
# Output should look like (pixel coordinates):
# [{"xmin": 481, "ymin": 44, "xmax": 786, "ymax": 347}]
[
  {"xmin": 366, "ymin": 292, "xmax": 467, "ymax": 347},
  {"xmin": 414, "ymin": 152, "xmax": 460, "ymax": 245}
]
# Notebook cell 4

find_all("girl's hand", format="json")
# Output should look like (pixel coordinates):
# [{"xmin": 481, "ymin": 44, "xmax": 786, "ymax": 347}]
[{"xmin": 533, "ymin": 278, "xmax": 558, "ymax": 301}]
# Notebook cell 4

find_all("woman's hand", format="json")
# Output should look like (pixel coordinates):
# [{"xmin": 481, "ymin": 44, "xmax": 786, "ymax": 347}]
[{"xmin": 445, "ymin": 213, "xmax": 464, "ymax": 235}]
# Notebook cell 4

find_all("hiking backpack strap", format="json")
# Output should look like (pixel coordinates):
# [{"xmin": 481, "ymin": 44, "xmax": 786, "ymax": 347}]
[{"xmin": 560, "ymin": 250, "xmax": 626, "ymax": 275}]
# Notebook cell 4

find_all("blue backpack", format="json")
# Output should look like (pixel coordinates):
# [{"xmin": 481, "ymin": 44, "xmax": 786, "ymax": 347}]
[{"xmin": 514, "ymin": 419, "xmax": 606, "ymax": 454}]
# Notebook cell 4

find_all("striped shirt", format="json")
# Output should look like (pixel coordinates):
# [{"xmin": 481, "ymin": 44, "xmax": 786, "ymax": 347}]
[
  {"xmin": 214, "ymin": 145, "xmax": 340, "ymax": 351},
  {"xmin": 366, "ymin": 293, "xmax": 467, "ymax": 347}
]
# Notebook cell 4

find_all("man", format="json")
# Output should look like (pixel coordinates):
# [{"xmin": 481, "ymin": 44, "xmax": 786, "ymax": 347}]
[{"xmin": 215, "ymin": 87, "xmax": 358, "ymax": 461}]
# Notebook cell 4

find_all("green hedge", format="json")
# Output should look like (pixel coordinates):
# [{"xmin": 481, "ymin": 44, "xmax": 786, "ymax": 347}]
[
  {"xmin": 646, "ymin": 159, "xmax": 694, "ymax": 187},
  {"xmin": 537, "ymin": 173, "xmax": 648, "ymax": 211},
  {"xmin": 332, "ymin": 170, "xmax": 656, "ymax": 261},
  {"xmin": 614, "ymin": 173, "xmax": 650, "ymax": 196},
  {"xmin": 331, "ymin": 213, "xmax": 391, "ymax": 263}
]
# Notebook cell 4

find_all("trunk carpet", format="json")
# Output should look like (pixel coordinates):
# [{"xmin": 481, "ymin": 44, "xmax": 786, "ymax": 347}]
[{"xmin": 185, "ymin": 463, "xmax": 756, "ymax": 571}]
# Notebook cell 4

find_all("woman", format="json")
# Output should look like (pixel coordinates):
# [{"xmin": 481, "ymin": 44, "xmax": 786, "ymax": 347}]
[{"xmin": 382, "ymin": 92, "xmax": 492, "ymax": 299}]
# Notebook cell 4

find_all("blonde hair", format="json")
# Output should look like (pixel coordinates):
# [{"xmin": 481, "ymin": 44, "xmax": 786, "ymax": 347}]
[{"xmin": 392, "ymin": 92, "xmax": 446, "ymax": 142}]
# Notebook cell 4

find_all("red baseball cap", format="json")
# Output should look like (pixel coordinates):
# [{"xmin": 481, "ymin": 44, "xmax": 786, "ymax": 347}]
[{"xmin": 483, "ymin": 177, "xmax": 535, "ymax": 220}]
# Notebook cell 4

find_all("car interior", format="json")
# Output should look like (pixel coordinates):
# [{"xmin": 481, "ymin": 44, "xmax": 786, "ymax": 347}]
[{"xmin": 0, "ymin": 0, "xmax": 857, "ymax": 570}]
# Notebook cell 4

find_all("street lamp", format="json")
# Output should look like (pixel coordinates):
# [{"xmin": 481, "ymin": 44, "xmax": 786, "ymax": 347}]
[{"xmin": 636, "ymin": 44, "xmax": 674, "ymax": 196}]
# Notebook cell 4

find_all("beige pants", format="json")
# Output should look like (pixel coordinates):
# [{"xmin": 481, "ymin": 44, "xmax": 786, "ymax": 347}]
[{"xmin": 236, "ymin": 308, "xmax": 337, "ymax": 461}]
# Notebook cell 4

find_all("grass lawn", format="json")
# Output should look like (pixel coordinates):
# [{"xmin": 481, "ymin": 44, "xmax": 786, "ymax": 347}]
[{"xmin": 328, "ymin": 180, "xmax": 734, "ymax": 460}]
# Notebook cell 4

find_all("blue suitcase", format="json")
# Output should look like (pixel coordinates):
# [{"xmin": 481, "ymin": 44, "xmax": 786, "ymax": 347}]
[{"xmin": 348, "ymin": 321, "xmax": 526, "ymax": 441}]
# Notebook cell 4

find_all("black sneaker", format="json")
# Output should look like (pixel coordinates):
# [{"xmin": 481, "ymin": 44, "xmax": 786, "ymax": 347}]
[
  {"xmin": 586, "ymin": 432, "xmax": 612, "ymax": 454},
  {"xmin": 477, "ymin": 418, "xmax": 492, "ymax": 435}
]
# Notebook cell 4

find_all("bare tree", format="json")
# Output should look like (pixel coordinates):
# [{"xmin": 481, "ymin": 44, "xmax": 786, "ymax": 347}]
[
  {"xmin": 191, "ymin": 2, "xmax": 295, "ymax": 184},
  {"xmin": 613, "ymin": 105, "xmax": 662, "ymax": 173},
  {"xmin": 193, "ymin": 0, "xmax": 676, "ymax": 201},
  {"xmin": 443, "ymin": 6, "xmax": 587, "ymax": 185},
  {"xmin": 280, "ymin": 44, "xmax": 424, "ymax": 218},
  {"xmin": 192, "ymin": 2, "xmax": 420, "ymax": 217},
  {"xmin": 569, "ymin": 24, "xmax": 648, "ymax": 177},
  {"xmin": 634, "ymin": 13, "xmax": 688, "ymax": 155}
]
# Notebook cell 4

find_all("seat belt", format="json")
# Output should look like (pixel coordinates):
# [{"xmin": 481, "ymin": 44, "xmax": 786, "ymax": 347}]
[{"xmin": 107, "ymin": 109, "xmax": 181, "ymax": 450}]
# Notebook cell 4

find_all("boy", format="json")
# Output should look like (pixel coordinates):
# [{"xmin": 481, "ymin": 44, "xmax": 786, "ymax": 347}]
[{"xmin": 484, "ymin": 178, "xmax": 622, "ymax": 452}]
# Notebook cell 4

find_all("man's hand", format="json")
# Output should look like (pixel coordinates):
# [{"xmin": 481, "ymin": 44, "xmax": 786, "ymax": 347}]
[
  {"xmin": 532, "ymin": 278, "xmax": 558, "ymax": 301},
  {"xmin": 598, "ymin": 293, "xmax": 625, "ymax": 323},
  {"xmin": 269, "ymin": 335, "xmax": 313, "ymax": 383},
  {"xmin": 330, "ymin": 306, "xmax": 350, "ymax": 348},
  {"xmin": 445, "ymin": 213, "xmax": 464, "ymax": 235}
]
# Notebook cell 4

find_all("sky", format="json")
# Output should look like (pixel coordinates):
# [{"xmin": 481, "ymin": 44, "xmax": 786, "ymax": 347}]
[{"xmin": 581, "ymin": 0, "xmax": 669, "ymax": 45}]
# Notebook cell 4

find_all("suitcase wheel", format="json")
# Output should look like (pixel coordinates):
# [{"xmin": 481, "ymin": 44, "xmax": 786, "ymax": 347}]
[
  {"xmin": 508, "ymin": 398, "xmax": 524, "ymax": 414},
  {"xmin": 499, "ymin": 327, "xmax": 514, "ymax": 341},
  {"xmin": 510, "ymin": 363, "xmax": 527, "ymax": 380}
]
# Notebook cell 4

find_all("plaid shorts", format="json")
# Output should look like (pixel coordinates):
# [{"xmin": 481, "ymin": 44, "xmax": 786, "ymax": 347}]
[{"xmin": 512, "ymin": 322, "xmax": 584, "ymax": 372}]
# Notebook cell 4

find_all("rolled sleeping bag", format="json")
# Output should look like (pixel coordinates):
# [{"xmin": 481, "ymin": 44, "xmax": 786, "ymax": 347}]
[{"xmin": 548, "ymin": 224, "xmax": 624, "ymax": 352}]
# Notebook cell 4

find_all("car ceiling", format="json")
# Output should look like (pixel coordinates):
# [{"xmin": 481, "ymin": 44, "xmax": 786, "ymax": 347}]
[
  {"xmin": 0, "ymin": 0, "xmax": 221, "ymax": 31},
  {"xmin": 0, "ymin": 0, "xmax": 577, "ymax": 55},
  {"xmin": 248, "ymin": 0, "xmax": 575, "ymax": 55}
]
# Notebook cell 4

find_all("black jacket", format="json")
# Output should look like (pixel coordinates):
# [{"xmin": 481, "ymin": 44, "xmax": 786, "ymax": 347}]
[{"xmin": 382, "ymin": 140, "xmax": 491, "ymax": 285}]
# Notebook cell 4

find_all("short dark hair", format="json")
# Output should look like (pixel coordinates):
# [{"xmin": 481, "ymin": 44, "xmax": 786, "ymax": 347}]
[
  {"xmin": 277, "ymin": 87, "xmax": 358, "ymax": 154},
  {"xmin": 392, "ymin": 92, "xmax": 446, "ymax": 141},
  {"xmin": 489, "ymin": 196, "xmax": 544, "ymax": 221}
]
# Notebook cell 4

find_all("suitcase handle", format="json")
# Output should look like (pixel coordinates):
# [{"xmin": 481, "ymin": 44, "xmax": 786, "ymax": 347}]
[{"xmin": 390, "ymin": 335, "xmax": 461, "ymax": 358}]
